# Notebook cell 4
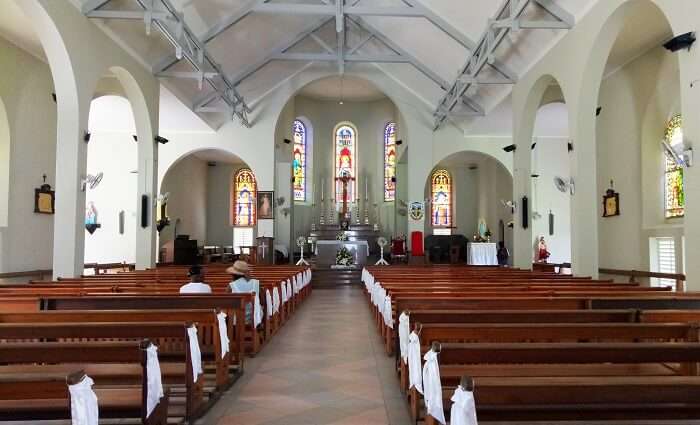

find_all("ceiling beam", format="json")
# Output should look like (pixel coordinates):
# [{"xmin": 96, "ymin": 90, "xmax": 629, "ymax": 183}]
[
  {"xmin": 433, "ymin": 0, "xmax": 573, "ymax": 129},
  {"xmin": 251, "ymin": 3, "xmax": 424, "ymax": 17},
  {"xmin": 336, "ymin": 0, "xmax": 345, "ymax": 75},
  {"xmin": 81, "ymin": 0, "xmax": 113, "ymax": 14},
  {"xmin": 153, "ymin": 0, "xmax": 269, "ymax": 74},
  {"xmin": 271, "ymin": 52, "xmax": 411, "ymax": 63},
  {"xmin": 228, "ymin": 17, "xmax": 334, "ymax": 86},
  {"xmin": 400, "ymin": 0, "xmax": 475, "ymax": 50}
]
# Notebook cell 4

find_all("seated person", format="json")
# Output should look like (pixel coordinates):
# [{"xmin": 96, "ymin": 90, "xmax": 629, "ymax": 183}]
[
  {"xmin": 226, "ymin": 260, "xmax": 262, "ymax": 327},
  {"xmin": 497, "ymin": 241, "xmax": 510, "ymax": 266},
  {"xmin": 179, "ymin": 265, "xmax": 212, "ymax": 294}
]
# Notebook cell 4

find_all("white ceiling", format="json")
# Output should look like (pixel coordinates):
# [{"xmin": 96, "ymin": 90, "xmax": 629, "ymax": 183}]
[
  {"xmin": 0, "ymin": 0, "xmax": 675, "ymax": 135},
  {"xmin": 298, "ymin": 75, "xmax": 386, "ymax": 102}
]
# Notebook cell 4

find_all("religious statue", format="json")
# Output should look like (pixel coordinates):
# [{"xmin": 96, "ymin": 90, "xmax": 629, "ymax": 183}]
[
  {"xmin": 536, "ymin": 236, "xmax": 551, "ymax": 263},
  {"xmin": 85, "ymin": 201, "xmax": 98, "ymax": 225}
]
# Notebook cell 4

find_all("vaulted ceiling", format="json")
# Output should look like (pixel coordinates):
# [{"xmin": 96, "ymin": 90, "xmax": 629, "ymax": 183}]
[
  {"xmin": 3, "ymin": 0, "xmax": 672, "ymax": 133},
  {"xmin": 71, "ymin": 0, "xmax": 600, "ymax": 130}
]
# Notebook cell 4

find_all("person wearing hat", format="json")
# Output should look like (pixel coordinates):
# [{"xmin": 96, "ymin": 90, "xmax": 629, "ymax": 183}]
[
  {"xmin": 179, "ymin": 265, "xmax": 212, "ymax": 294},
  {"xmin": 226, "ymin": 260, "xmax": 262, "ymax": 327}
]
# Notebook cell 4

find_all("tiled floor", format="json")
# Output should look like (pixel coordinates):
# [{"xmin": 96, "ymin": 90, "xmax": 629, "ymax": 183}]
[{"xmin": 197, "ymin": 286, "xmax": 412, "ymax": 425}]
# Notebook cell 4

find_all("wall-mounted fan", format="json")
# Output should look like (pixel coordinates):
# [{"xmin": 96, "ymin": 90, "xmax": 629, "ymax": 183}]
[
  {"xmin": 81, "ymin": 172, "xmax": 104, "ymax": 191},
  {"xmin": 554, "ymin": 176, "xmax": 575, "ymax": 195},
  {"xmin": 662, "ymin": 139, "xmax": 693, "ymax": 167}
]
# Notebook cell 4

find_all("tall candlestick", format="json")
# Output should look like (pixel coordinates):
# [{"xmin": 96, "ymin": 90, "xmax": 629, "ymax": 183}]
[
  {"xmin": 365, "ymin": 179, "xmax": 368, "ymax": 201},
  {"xmin": 321, "ymin": 179, "xmax": 324, "ymax": 201}
]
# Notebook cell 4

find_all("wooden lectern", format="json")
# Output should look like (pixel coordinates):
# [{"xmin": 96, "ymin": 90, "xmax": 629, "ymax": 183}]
[{"xmin": 256, "ymin": 236, "xmax": 274, "ymax": 265}]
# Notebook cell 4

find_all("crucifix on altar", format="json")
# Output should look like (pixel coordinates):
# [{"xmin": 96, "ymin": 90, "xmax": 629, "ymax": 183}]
[{"xmin": 335, "ymin": 174, "xmax": 355, "ymax": 221}]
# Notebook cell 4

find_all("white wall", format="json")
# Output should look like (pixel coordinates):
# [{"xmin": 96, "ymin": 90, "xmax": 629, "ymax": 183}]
[
  {"xmin": 597, "ymin": 45, "xmax": 682, "ymax": 272},
  {"xmin": 0, "ymin": 36, "xmax": 56, "ymax": 273},
  {"xmin": 205, "ymin": 162, "xmax": 246, "ymax": 247},
  {"xmin": 160, "ymin": 155, "xmax": 208, "ymax": 247}
]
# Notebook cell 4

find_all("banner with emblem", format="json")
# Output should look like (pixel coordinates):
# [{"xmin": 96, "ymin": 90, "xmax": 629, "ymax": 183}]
[{"xmin": 409, "ymin": 201, "xmax": 424, "ymax": 221}]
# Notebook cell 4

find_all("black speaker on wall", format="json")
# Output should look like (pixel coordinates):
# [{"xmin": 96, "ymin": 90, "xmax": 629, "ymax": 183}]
[
  {"xmin": 521, "ymin": 196, "xmax": 529, "ymax": 229},
  {"xmin": 141, "ymin": 195, "xmax": 148, "ymax": 228},
  {"xmin": 119, "ymin": 210, "xmax": 125, "ymax": 235}
]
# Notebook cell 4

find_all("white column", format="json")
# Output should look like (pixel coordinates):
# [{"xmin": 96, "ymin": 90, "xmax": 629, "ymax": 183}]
[
  {"xmin": 511, "ymin": 98, "xmax": 533, "ymax": 270},
  {"xmin": 406, "ymin": 119, "xmax": 434, "ymax": 249},
  {"xmin": 52, "ymin": 96, "xmax": 88, "ymax": 278},
  {"xmin": 135, "ymin": 134, "xmax": 158, "ymax": 269}
]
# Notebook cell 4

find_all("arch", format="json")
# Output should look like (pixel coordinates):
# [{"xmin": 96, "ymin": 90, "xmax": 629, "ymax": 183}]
[
  {"xmin": 333, "ymin": 121, "xmax": 358, "ymax": 203},
  {"xmin": 159, "ymin": 147, "xmax": 252, "ymax": 188},
  {"xmin": 0, "ymin": 97, "xmax": 9, "ymax": 227},
  {"xmin": 430, "ymin": 169, "xmax": 452, "ymax": 228},
  {"xmin": 384, "ymin": 121, "xmax": 397, "ymax": 202},
  {"xmin": 292, "ymin": 118, "xmax": 308, "ymax": 202},
  {"xmin": 233, "ymin": 168, "xmax": 257, "ymax": 227}
]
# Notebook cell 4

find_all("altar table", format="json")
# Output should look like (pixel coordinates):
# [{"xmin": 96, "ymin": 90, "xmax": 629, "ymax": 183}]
[
  {"xmin": 315, "ymin": 240, "xmax": 369, "ymax": 267},
  {"xmin": 467, "ymin": 242, "xmax": 498, "ymax": 265}
]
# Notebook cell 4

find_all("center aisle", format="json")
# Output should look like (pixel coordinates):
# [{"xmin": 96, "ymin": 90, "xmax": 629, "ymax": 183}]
[{"xmin": 200, "ymin": 286, "xmax": 412, "ymax": 425}]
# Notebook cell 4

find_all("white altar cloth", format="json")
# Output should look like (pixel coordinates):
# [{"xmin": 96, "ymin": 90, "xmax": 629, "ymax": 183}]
[
  {"xmin": 315, "ymin": 240, "xmax": 370, "ymax": 256},
  {"xmin": 467, "ymin": 242, "xmax": 498, "ymax": 265}
]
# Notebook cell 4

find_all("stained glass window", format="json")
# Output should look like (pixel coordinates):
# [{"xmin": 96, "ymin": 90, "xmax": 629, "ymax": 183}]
[
  {"xmin": 335, "ymin": 124, "xmax": 357, "ymax": 204},
  {"xmin": 292, "ymin": 119, "xmax": 306, "ymax": 201},
  {"xmin": 664, "ymin": 114, "xmax": 684, "ymax": 218},
  {"xmin": 384, "ymin": 122, "xmax": 397, "ymax": 202},
  {"xmin": 233, "ymin": 168, "xmax": 256, "ymax": 226},
  {"xmin": 431, "ymin": 169, "xmax": 452, "ymax": 227}
]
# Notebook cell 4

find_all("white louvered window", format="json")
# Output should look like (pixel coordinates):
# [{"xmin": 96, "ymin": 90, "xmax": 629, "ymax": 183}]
[{"xmin": 650, "ymin": 237, "xmax": 676, "ymax": 288}]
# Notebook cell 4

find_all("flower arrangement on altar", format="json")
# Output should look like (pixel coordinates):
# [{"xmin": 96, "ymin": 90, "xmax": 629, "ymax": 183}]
[
  {"xmin": 335, "ymin": 246, "xmax": 354, "ymax": 266},
  {"xmin": 336, "ymin": 231, "xmax": 349, "ymax": 241}
]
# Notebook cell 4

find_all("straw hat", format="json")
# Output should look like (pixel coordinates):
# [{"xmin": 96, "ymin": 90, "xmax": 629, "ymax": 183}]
[{"xmin": 226, "ymin": 260, "xmax": 250, "ymax": 275}]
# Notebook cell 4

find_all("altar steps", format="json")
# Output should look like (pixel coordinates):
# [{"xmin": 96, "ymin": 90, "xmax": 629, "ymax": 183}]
[{"xmin": 312, "ymin": 268, "xmax": 362, "ymax": 288}]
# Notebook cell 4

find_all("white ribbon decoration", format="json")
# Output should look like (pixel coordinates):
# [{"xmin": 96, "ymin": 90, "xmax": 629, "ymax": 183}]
[
  {"xmin": 145, "ymin": 344, "xmax": 165, "ymax": 418},
  {"xmin": 69, "ymin": 375, "xmax": 99, "ymax": 425},
  {"xmin": 187, "ymin": 327, "xmax": 203, "ymax": 382},
  {"xmin": 217, "ymin": 312, "xmax": 230, "ymax": 358}
]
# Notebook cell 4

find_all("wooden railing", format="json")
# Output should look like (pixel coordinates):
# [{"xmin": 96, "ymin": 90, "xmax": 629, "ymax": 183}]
[
  {"xmin": 0, "ymin": 263, "xmax": 135, "ymax": 282},
  {"xmin": 599, "ymin": 268, "xmax": 686, "ymax": 292}
]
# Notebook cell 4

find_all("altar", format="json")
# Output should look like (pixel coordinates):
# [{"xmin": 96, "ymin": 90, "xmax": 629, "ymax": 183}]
[
  {"xmin": 315, "ymin": 240, "xmax": 369, "ymax": 267},
  {"xmin": 467, "ymin": 242, "xmax": 498, "ymax": 265}
]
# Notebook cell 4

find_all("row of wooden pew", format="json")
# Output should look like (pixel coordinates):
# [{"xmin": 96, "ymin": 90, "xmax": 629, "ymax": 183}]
[
  {"xmin": 363, "ymin": 265, "xmax": 700, "ymax": 423},
  {"xmin": 0, "ymin": 264, "xmax": 312, "ymax": 424}
]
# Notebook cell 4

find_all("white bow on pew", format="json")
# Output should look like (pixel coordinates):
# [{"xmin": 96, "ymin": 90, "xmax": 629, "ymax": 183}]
[
  {"xmin": 450, "ymin": 385, "xmax": 478, "ymax": 425},
  {"xmin": 69, "ymin": 375, "xmax": 99, "ymax": 425},
  {"xmin": 407, "ymin": 331, "xmax": 423, "ymax": 394},
  {"xmin": 398, "ymin": 312, "xmax": 410, "ymax": 363},
  {"xmin": 187, "ymin": 326, "xmax": 204, "ymax": 382},
  {"xmin": 266, "ymin": 289, "xmax": 273, "ymax": 318},
  {"xmin": 145, "ymin": 344, "xmax": 165, "ymax": 418},
  {"xmin": 217, "ymin": 312, "xmax": 230, "ymax": 358},
  {"xmin": 423, "ymin": 348, "xmax": 446, "ymax": 425}
]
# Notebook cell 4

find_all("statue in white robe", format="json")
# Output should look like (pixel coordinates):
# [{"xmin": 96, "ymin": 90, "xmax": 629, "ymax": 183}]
[
  {"xmin": 398, "ymin": 311, "xmax": 410, "ymax": 363},
  {"xmin": 450, "ymin": 378, "xmax": 478, "ymax": 425},
  {"xmin": 407, "ymin": 329, "xmax": 423, "ymax": 394},
  {"xmin": 422, "ymin": 344, "xmax": 446, "ymax": 425}
]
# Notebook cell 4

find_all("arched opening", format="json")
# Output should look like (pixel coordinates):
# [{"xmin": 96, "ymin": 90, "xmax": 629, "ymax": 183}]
[
  {"xmin": 532, "ymin": 97, "xmax": 572, "ymax": 266},
  {"xmin": 158, "ymin": 149, "xmax": 250, "ymax": 263},
  {"xmin": 83, "ymin": 94, "xmax": 137, "ymax": 265},
  {"xmin": 426, "ymin": 151, "xmax": 513, "ymax": 264},
  {"xmin": 585, "ymin": 1, "xmax": 680, "ymax": 281}
]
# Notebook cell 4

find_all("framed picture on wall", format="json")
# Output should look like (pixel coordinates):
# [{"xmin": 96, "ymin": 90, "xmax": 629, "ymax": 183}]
[
  {"xmin": 602, "ymin": 183, "xmax": 620, "ymax": 218},
  {"xmin": 257, "ymin": 191, "xmax": 274, "ymax": 219},
  {"xmin": 34, "ymin": 183, "xmax": 55, "ymax": 214}
]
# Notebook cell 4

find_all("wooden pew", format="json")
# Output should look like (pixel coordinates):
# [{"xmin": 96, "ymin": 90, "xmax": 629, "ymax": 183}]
[
  {"xmin": 0, "ymin": 340, "xmax": 169, "ymax": 424},
  {"xmin": 412, "ymin": 342, "xmax": 700, "ymax": 423}
]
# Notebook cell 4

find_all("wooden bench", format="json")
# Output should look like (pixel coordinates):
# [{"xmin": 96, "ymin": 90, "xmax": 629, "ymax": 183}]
[{"xmin": 0, "ymin": 340, "xmax": 169, "ymax": 424}]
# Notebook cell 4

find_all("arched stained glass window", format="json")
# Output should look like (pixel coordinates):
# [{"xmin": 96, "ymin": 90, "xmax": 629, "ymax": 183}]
[
  {"xmin": 292, "ymin": 119, "xmax": 307, "ymax": 201},
  {"xmin": 384, "ymin": 122, "xmax": 397, "ymax": 202},
  {"xmin": 431, "ymin": 169, "xmax": 452, "ymax": 227},
  {"xmin": 233, "ymin": 168, "xmax": 257, "ymax": 226},
  {"xmin": 334, "ymin": 123, "xmax": 357, "ymax": 204},
  {"xmin": 664, "ymin": 114, "xmax": 684, "ymax": 218}
]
